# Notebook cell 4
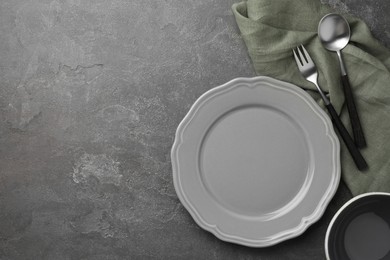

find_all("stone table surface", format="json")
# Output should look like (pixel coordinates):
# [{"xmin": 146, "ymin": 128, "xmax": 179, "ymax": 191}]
[{"xmin": 0, "ymin": 0, "xmax": 389, "ymax": 259}]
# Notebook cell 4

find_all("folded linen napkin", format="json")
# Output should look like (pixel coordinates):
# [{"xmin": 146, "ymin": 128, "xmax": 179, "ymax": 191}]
[{"xmin": 232, "ymin": 0, "xmax": 390, "ymax": 196}]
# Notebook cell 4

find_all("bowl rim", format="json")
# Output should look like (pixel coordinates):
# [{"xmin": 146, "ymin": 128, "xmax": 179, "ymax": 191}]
[{"xmin": 324, "ymin": 192, "xmax": 390, "ymax": 260}]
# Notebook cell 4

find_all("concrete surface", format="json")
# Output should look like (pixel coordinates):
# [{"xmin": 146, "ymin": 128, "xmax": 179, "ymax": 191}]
[{"xmin": 0, "ymin": 0, "xmax": 388, "ymax": 259}]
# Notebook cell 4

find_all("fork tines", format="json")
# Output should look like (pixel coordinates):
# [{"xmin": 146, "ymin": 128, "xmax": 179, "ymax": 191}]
[{"xmin": 293, "ymin": 45, "xmax": 312, "ymax": 67}]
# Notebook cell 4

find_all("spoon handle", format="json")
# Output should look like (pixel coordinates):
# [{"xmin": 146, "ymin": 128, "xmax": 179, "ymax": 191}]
[
  {"xmin": 341, "ymin": 74, "xmax": 367, "ymax": 148},
  {"xmin": 326, "ymin": 103, "xmax": 368, "ymax": 171}
]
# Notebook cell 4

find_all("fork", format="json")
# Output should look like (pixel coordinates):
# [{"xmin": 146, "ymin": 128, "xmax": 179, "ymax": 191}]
[{"xmin": 293, "ymin": 45, "xmax": 368, "ymax": 171}]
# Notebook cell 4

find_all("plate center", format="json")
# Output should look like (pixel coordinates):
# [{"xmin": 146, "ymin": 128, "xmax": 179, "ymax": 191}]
[
  {"xmin": 344, "ymin": 212, "xmax": 390, "ymax": 260},
  {"xmin": 200, "ymin": 106, "xmax": 310, "ymax": 217}
]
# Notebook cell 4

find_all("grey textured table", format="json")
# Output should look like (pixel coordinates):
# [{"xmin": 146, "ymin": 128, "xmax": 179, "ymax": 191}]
[{"xmin": 0, "ymin": 0, "xmax": 389, "ymax": 259}]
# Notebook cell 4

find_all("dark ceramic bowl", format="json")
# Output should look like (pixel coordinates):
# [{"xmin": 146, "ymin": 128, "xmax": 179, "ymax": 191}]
[{"xmin": 325, "ymin": 192, "xmax": 390, "ymax": 260}]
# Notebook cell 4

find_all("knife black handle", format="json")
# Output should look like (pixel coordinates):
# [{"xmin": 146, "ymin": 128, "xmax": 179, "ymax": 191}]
[
  {"xmin": 326, "ymin": 103, "xmax": 368, "ymax": 171},
  {"xmin": 341, "ymin": 74, "xmax": 366, "ymax": 148}
]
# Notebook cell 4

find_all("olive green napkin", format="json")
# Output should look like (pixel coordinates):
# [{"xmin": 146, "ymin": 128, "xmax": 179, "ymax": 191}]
[{"xmin": 232, "ymin": 0, "xmax": 390, "ymax": 196}]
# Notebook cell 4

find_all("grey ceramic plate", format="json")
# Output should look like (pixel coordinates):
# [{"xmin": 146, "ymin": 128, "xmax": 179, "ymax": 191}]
[{"xmin": 171, "ymin": 76, "xmax": 340, "ymax": 247}]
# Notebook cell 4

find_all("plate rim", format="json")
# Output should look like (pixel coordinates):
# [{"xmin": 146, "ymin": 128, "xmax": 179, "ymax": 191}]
[{"xmin": 172, "ymin": 76, "xmax": 341, "ymax": 247}]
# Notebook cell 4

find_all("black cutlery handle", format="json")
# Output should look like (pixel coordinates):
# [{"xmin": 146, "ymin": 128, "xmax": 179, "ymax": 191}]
[
  {"xmin": 341, "ymin": 75, "xmax": 366, "ymax": 148},
  {"xmin": 326, "ymin": 103, "xmax": 368, "ymax": 171}
]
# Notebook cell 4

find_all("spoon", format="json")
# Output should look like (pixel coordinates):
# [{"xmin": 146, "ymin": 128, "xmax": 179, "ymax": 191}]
[{"xmin": 318, "ymin": 13, "xmax": 366, "ymax": 148}]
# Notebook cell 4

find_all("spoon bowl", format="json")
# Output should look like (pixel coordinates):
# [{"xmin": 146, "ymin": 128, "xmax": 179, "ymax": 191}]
[{"xmin": 318, "ymin": 13, "xmax": 350, "ymax": 52}]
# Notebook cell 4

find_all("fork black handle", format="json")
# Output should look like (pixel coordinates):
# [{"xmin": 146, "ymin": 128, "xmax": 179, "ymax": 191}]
[
  {"xmin": 326, "ymin": 103, "xmax": 368, "ymax": 171},
  {"xmin": 341, "ymin": 75, "xmax": 366, "ymax": 148}
]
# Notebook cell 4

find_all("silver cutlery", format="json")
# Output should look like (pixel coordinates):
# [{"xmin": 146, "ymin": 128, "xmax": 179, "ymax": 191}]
[
  {"xmin": 293, "ymin": 45, "xmax": 367, "ymax": 171},
  {"xmin": 318, "ymin": 13, "xmax": 366, "ymax": 148}
]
